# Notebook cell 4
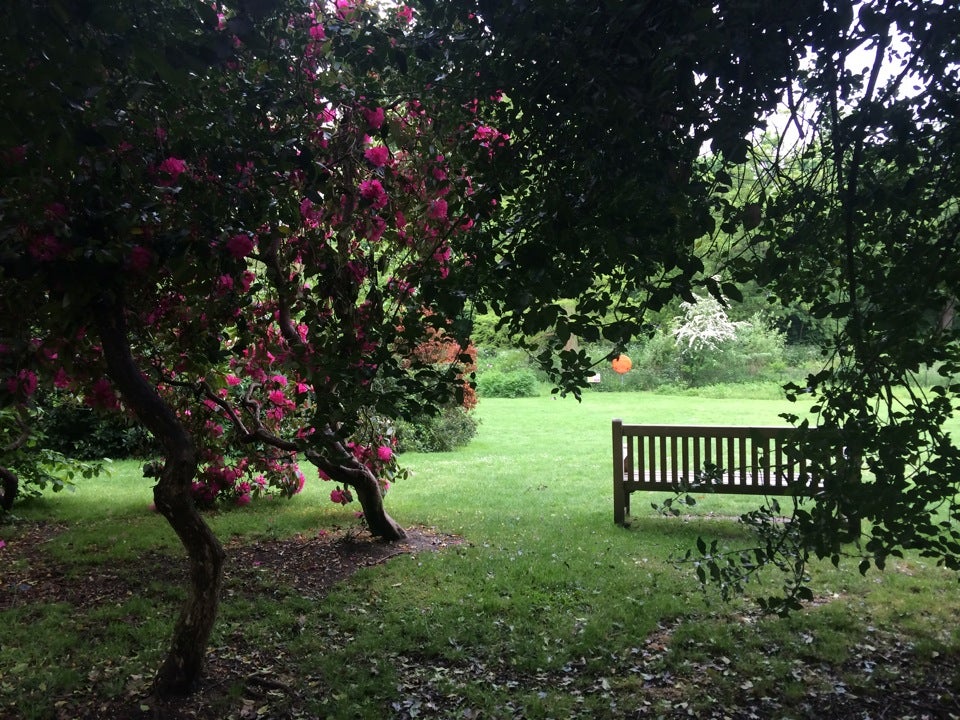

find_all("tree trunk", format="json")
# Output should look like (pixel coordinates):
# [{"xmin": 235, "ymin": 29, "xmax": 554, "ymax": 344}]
[
  {"xmin": 0, "ymin": 466, "xmax": 17, "ymax": 511},
  {"xmin": 95, "ymin": 296, "xmax": 225, "ymax": 696},
  {"xmin": 351, "ymin": 466, "xmax": 406, "ymax": 540},
  {"xmin": 323, "ymin": 458, "xmax": 406, "ymax": 541}
]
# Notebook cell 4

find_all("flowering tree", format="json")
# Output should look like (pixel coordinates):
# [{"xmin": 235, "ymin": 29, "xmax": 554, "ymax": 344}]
[{"xmin": 1, "ymin": 0, "xmax": 495, "ymax": 694}]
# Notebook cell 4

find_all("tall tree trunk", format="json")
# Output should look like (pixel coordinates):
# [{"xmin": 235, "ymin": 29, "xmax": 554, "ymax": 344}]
[{"xmin": 95, "ymin": 296, "xmax": 225, "ymax": 696}]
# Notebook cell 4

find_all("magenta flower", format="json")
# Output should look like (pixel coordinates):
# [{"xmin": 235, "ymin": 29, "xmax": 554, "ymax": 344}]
[
  {"xmin": 362, "ymin": 106, "xmax": 385, "ymax": 130},
  {"xmin": 127, "ymin": 245, "xmax": 153, "ymax": 272},
  {"xmin": 225, "ymin": 233, "xmax": 255, "ymax": 259},
  {"xmin": 44, "ymin": 202, "xmax": 69, "ymax": 221},
  {"xmin": 158, "ymin": 156, "xmax": 188, "ymax": 179},
  {"xmin": 428, "ymin": 198, "xmax": 448, "ymax": 220},
  {"xmin": 377, "ymin": 445, "xmax": 393, "ymax": 462},
  {"xmin": 294, "ymin": 470, "xmax": 306, "ymax": 494},
  {"xmin": 364, "ymin": 145, "xmax": 390, "ymax": 167},
  {"xmin": 226, "ymin": 374, "xmax": 242, "ymax": 386},
  {"xmin": 397, "ymin": 5, "xmax": 414, "ymax": 23},
  {"xmin": 335, "ymin": 0, "xmax": 357, "ymax": 20},
  {"xmin": 87, "ymin": 378, "xmax": 120, "ymax": 410},
  {"xmin": 359, "ymin": 178, "xmax": 388, "ymax": 209},
  {"xmin": 53, "ymin": 367, "xmax": 71, "ymax": 389},
  {"xmin": 5, "ymin": 369, "xmax": 37, "ymax": 398},
  {"xmin": 28, "ymin": 234, "xmax": 64, "ymax": 262}
]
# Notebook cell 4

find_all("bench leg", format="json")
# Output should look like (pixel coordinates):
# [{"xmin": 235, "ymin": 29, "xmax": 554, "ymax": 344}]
[{"xmin": 614, "ymin": 483, "xmax": 629, "ymax": 526}]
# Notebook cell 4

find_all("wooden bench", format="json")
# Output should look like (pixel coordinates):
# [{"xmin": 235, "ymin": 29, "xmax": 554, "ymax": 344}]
[{"xmin": 612, "ymin": 419, "xmax": 858, "ymax": 526}]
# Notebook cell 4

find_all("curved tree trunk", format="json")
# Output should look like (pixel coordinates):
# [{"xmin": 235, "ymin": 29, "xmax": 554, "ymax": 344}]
[
  {"xmin": 95, "ymin": 296, "xmax": 225, "ymax": 696},
  {"xmin": 350, "ymin": 466, "xmax": 406, "ymax": 540},
  {"xmin": 322, "ymin": 458, "xmax": 406, "ymax": 541}
]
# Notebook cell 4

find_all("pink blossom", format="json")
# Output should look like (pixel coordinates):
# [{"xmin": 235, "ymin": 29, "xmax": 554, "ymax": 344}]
[
  {"xmin": 53, "ymin": 367, "xmax": 71, "ymax": 389},
  {"xmin": 330, "ymin": 487, "xmax": 353, "ymax": 505},
  {"xmin": 335, "ymin": 0, "xmax": 357, "ymax": 20},
  {"xmin": 362, "ymin": 106, "xmax": 385, "ymax": 130},
  {"xmin": 0, "ymin": 540, "xmax": 6, "ymax": 550},
  {"xmin": 318, "ymin": 468, "xmax": 331, "ymax": 480},
  {"xmin": 225, "ymin": 233, "xmax": 255, "ymax": 259},
  {"xmin": 5, "ymin": 369, "xmax": 37, "ymax": 398},
  {"xmin": 397, "ymin": 5, "xmax": 414, "ymax": 24},
  {"xmin": 310, "ymin": 23, "xmax": 326, "ymax": 41},
  {"xmin": 45, "ymin": 202, "xmax": 69, "ymax": 221},
  {"xmin": 226, "ymin": 374, "xmax": 242, "ymax": 386},
  {"xmin": 158, "ymin": 156, "xmax": 188, "ymax": 179},
  {"xmin": 364, "ymin": 145, "xmax": 390, "ymax": 167},
  {"xmin": 28, "ymin": 234, "xmax": 64, "ymax": 262},
  {"xmin": 87, "ymin": 378, "xmax": 120, "ymax": 411},
  {"xmin": 238, "ymin": 271, "xmax": 256, "ymax": 293},
  {"xmin": 127, "ymin": 245, "xmax": 153, "ymax": 272},
  {"xmin": 359, "ymin": 178, "xmax": 388, "ymax": 209},
  {"xmin": 377, "ymin": 445, "xmax": 393, "ymax": 462},
  {"xmin": 296, "ymin": 382, "xmax": 310, "ymax": 395},
  {"xmin": 217, "ymin": 274, "xmax": 234, "ymax": 294},
  {"xmin": 268, "ymin": 389, "xmax": 288, "ymax": 406},
  {"xmin": 271, "ymin": 374, "xmax": 288, "ymax": 386},
  {"xmin": 235, "ymin": 493, "xmax": 252, "ymax": 507},
  {"xmin": 428, "ymin": 198, "xmax": 448, "ymax": 220}
]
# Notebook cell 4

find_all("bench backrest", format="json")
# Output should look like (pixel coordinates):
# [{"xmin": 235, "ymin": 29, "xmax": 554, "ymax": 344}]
[{"xmin": 613, "ymin": 420, "xmax": 839, "ymax": 494}]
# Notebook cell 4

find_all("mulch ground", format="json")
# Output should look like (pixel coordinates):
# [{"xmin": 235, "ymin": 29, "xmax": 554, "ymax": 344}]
[{"xmin": 2, "ymin": 520, "xmax": 959, "ymax": 720}]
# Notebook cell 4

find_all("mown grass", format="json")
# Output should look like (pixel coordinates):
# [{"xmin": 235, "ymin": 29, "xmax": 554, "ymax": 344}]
[{"xmin": 2, "ymin": 388, "xmax": 959, "ymax": 719}]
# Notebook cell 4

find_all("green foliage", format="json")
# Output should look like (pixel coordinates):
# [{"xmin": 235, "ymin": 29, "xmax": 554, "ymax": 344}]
[
  {"xmin": 476, "ymin": 370, "xmax": 540, "ymax": 398},
  {"xmin": 469, "ymin": 311, "xmax": 513, "ymax": 348},
  {"xmin": 38, "ymin": 396, "xmax": 157, "ymax": 460},
  {"xmin": 393, "ymin": 407, "xmax": 479, "ymax": 453},
  {"xmin": 0, "ymin": 407, "xmax": 103, "ymax": 510},
  {"xmin": 585, "ymin": 310, "xmax": 788, "ymax": 392}
]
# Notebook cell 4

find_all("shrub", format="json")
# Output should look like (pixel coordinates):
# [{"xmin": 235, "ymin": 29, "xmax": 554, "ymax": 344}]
[
  {"xmin": 475, "ymin": 347, "xmax": 535, "ymax": 374},
  {"xmin": 394, "ymin": 406, "xmax": 479, "ymax": 453},
  {"xmin": 476, "ymin": 369, "xmax": 540, "ymax": 398},
  {"xmin": 38, "ymin": 396, "xmax": 158, "ymax": 460},
  {"xmin": 470, "ymin": 312, "xmax": 514, "ymax": 348}
]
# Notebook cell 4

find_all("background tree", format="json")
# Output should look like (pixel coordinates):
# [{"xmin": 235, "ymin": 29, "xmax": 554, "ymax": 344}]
[
  {"xmin": 419, "ymin": 0, "xmax": 960, "ymax": 606},
  {"xmin": 418, "ymin": 0, "xmax": 830, "ymax": 386}
]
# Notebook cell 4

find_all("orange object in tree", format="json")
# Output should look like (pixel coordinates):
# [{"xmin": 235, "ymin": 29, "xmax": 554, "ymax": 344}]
[{"xmin": 611, "ymin": 354, "xmax": 632, "ymax": 374}]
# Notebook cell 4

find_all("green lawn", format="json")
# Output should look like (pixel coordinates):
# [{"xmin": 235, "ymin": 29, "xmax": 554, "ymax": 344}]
[{"xmin": 2, "ymin": 390, "xmax": 959, "ymax": 719}]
